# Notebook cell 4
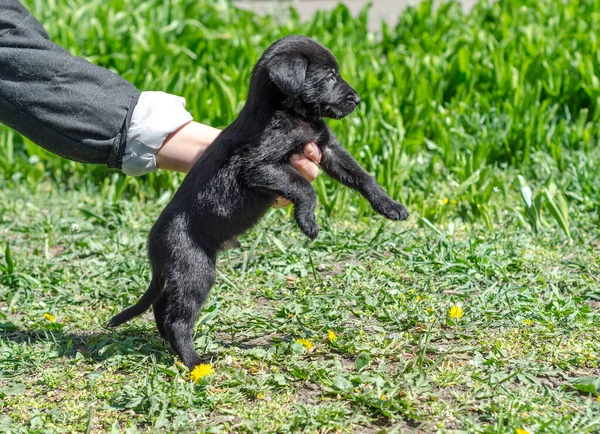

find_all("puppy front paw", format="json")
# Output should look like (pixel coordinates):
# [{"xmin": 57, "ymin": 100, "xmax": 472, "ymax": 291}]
[
  {"xmin": 297, "ymin": 218, "xmax": 320, "ymax": 239},
  {"xmin": 373, "ymin": 198, "xmax": 409, "ymax": 221}
]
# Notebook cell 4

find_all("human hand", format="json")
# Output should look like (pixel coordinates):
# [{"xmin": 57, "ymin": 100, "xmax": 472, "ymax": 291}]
[{"xmin": 272, "ymin": 142, "xmax": 322, "ymax": 208}]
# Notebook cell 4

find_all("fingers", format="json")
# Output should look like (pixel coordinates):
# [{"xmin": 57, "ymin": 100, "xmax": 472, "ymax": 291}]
[
  {"xmin": 290, "ymin": 154, "xmax": 319, "ymax": 182},
  {"xmin": 272, "ymin": 197, "xmax": 292, "ymax": 209},
  {"xmin": 303, "ymin": 142, "xmax": 322, "ymax": 164},
  {"xmin": 221, "ymin": 238, "xmax": 241, "ymax": 250},
  {"xmin": 274, "ymin": 142, "xmax": 321, "ymax": 209},
  {"xmin": 291, "ymin": 142, "xmax": 321, "ymax": 182}
]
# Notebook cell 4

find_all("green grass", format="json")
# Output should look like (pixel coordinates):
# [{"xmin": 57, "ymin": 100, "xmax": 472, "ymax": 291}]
[
  {"xmin": 2, "ymin": 183, "xmax": 599, "ymax": 433},
  {"xmin": 1, "ymin": 0, "xmax": 600, "ymax": 432}
]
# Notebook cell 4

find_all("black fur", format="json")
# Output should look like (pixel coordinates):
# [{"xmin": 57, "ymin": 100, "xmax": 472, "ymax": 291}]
[{"xmin": 107, "ymin": 35, "xmax": 409, "ymax": 368}]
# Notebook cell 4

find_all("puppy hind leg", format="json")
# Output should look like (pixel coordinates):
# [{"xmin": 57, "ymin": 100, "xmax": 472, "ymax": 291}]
[
  {"xmin": 153, "ymin": 290, "xmax": 169, "ymax": 339},
  {"xmin": 163, "ymin": 251, "xmax": 216, "ymax": 369}
]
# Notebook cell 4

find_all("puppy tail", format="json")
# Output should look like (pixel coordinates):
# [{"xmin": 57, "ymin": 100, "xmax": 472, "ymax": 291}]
[{"xmin": 107, "ymin": 272, "xmax": 165, "ymax": 328}]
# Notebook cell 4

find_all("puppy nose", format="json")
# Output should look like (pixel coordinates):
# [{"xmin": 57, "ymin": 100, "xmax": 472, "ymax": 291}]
[{"xmin": 348, "ymin": 93, "xmax": 361, "ymax": 105}]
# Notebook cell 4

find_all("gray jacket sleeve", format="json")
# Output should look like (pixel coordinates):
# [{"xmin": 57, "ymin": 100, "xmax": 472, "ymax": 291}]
[{"xmin": 0, "ymin": 0, "xmax": 140, "ymax": 168}]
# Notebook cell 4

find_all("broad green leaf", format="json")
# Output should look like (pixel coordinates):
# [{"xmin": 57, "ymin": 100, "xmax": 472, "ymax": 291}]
[
  {"xmin": 568, "ymin": 377, "xmax": 600, "ymax": 394},
  {"xmin": 355, "ymin": 352, "xmax": 371, "ymax": 371},
  {"xmin": 333, "ymin": 376, "xmax": 353, "ymax": 391}
]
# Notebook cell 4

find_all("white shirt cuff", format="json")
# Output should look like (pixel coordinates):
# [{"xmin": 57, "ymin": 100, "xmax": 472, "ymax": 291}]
[{"xmin": 122, "ymin": 91, "xmax": 193, "ymax": 176}]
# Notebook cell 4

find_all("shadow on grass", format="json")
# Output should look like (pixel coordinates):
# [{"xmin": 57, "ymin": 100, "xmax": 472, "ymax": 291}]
[
  {"xmin": 215, "ymin": 331, "xmax": 279, "ymax": 350},
  {"xmin": 1, "ymin": 321, "xmax": 278, "ymax": 365},
  {"xmin": 1, "ymin": 323, "xmax": 170, "ymax": 363}
]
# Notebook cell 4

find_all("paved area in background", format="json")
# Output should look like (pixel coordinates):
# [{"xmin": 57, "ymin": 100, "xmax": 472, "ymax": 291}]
[{"xmin": 233, "ymin": 0, "xmax": 478, "ymax": 31}]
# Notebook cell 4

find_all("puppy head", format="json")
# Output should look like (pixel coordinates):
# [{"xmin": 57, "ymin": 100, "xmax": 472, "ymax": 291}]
[{"xmin": 255, "ymin": 35, "xmax": 360, "ymax": 119}]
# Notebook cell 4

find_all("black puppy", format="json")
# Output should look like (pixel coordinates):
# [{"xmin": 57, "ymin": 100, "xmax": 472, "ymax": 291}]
[{"xmin": 108, "ymin": 35, "xmax": 408, "ymax": 369}]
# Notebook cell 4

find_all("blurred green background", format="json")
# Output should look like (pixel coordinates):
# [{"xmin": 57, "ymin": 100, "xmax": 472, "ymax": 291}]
[{"xmin": 2, "ymin": 0, "xmax": 600, "ymax": 233}]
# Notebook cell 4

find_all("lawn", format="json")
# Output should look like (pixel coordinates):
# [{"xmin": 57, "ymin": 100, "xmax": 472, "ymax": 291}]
[{"xmin": 1, "ymin": 0, "xmax": 600, "ymax": 432}]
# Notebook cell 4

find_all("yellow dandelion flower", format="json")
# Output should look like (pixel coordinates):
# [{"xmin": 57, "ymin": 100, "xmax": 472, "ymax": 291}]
[
  {"xmin": 523, "ymin": 319, "xmax": 533, "ymax": 326},
  {"xmin": 287, "ymin": 313, "xmax": 293, "ymax": 318},
  {"xmin": 597, "ymin": 396, "xmax": 600, "ymax": 403},
  {"xmin": 256, "ymin": 393, "xmax": 265, "ymax": 400},
  {"xmin": 449, "ymin": 305, "xmax": 463, "ymax": 319},
  {"xmin": 327, "ymin": 330, "xmax": 337, "ymax": 343},
  {"xmin": 442, "ymin": 198, "xmax": 449, "ymax": 205},
  {"xmin": 380, "ymin": 394, "xmax": 386, "ymax": 400},
  {"xmin": 409, "ymin": 289, "xmax": 415, "ymax": 294},
  {"xmin": 430, "ymin": 317, "xmax": 435, "ymax": 323},
  {"xmin": 296, "ymin": 338, "xmax": 313, "ymax": 351},
  {"xmin": 515, "ymin": 429, "xmax": 529, "ymax": 434},
  {"xmin": 190, "ymin": 364, "xmax": 214, "ymax": 382},
  {"xmin": 416, "ymin": 295, "xmax": 422, "ymax": 301},
  {"xmin": 451, "ymin": 199, "xmax": 457, "ymax": 205},
  {"xmin": 43, "ymin": 313, "xmax": 56, "ymax": 322}
]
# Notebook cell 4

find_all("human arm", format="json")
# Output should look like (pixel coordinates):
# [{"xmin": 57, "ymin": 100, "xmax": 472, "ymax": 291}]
[
  {"xmin": 0, "ymin": 0, "xmax": 139, "ymax": 168},
  {"xmin": 156, "ymin": 121, "xmax": 322, "ymax": 207}
]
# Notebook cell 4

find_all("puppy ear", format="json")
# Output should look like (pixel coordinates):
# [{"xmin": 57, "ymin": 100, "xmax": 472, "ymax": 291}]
[{"xmin": 269, "ymin": 56, "xmax": 307, "ymax": 97}]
